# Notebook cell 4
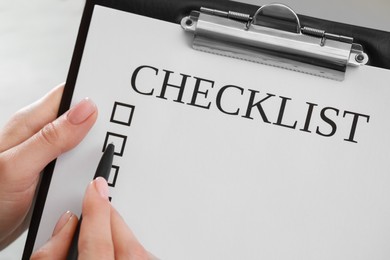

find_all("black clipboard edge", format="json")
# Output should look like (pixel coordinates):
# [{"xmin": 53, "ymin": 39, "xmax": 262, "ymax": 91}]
[{"xmin": 22, "ymin": 1, "xmax": 96, "ymax": 258}]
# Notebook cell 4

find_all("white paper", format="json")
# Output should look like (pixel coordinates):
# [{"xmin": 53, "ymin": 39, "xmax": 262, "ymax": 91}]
[{"xmin": 34, "ymin": 5, "xmax": 390, "ymax": 260}]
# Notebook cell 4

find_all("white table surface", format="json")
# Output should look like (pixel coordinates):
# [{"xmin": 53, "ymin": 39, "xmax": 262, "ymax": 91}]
[{"xmin": 0, "ymin": 0, "xmax": 388, "ymax": 259}]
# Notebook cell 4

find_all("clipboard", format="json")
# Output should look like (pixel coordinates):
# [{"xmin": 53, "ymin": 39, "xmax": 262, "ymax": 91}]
[{"xmin": 23, "ymin": 0, "xmax": 390, "ymax": 259}]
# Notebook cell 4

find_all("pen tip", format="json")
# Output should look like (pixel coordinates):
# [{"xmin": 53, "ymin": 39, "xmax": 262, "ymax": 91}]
[{"xmin": 105, "ymin": 143, "xmax": 115, "ymax": 152}]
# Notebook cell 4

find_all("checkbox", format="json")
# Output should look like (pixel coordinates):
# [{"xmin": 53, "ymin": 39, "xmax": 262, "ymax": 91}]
[
  {"xmin": 108, "ymin": 165, "xmax": 119, "ymax": 187},
  {"xmin": 110, "ymin": 102, "xmax": 135, "ymax": 126},
  {"xmin": 103, "ymin": 132, "xmax": 127, "ymax": 156}
]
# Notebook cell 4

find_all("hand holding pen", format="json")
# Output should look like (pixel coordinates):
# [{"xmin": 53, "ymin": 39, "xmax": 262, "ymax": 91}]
[
  {"xmin": 31, "ymin": 144, "xmax": 153, "ymax": 260},
  {"xmin": 9, "ymin": 87, "xmax": 157, "ymax": 259}
]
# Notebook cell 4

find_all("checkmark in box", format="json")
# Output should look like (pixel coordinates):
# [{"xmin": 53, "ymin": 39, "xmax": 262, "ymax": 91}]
[
  {"xmin": 108, "ymin": 165, "xmax": 119, "ymax": 187},
  {"xmin": 110, "ymin": 102, "xmax": 135, "ymax": 126},
  {"xmin": 103, "ymin": 132, "xmax": 127, "ymax": 156}
]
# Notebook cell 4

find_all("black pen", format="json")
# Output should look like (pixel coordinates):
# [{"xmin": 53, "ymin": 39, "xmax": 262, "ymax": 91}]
[{"xmin": 67, "ymin": 143, "xmax": 115, "ymax": 260}]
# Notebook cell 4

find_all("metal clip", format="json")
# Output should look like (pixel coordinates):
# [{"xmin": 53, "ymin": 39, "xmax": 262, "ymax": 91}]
[{"xmin": 181, "ymin": 3, "xmax": 368, "ymax": 80}]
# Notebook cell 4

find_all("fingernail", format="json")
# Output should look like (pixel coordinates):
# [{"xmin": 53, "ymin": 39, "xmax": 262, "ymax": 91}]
[
  {"xmin": 67, "ymin": 98, "xmax": 97, "ymax": 125},
  {"xmin": 52, "ymin": 211, "xmax": 74, "ymax": 237},
  {"xmin": 94, "ymin": 177, "xmax": 109, "ymax": 199}
]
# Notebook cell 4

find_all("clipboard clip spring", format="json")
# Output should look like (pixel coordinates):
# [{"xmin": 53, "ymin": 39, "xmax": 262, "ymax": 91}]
[{"xmin": 181, "ymin": 3, "xmax": 369, "ymax": 81}]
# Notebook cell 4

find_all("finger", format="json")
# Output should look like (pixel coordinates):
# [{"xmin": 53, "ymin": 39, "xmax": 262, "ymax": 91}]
[
  {"xmin": 110, "ymin": 206, "xmax": 149, "ymax": 260},
  {"xmin": 0, "ymin": 97, "xmax": 98, "ymax": 190},
  {"xmin": 0, "ymin": 84, "xmax": 64, "ymax": 153},
  {"xmin": 79, "ymin": 177, "xmax": 114, "ymax": 259},
  {"xmin": 30, "ymin": 211, "xmax": 78, "ymax": 260}
]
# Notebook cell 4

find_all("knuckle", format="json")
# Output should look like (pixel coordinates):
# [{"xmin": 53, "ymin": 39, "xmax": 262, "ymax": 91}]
[
  {"xmin": 11, "ymin": 107, "xmax": 36, "ymax": 135},
  {"xmin": 39, "ymin": 122, "xmax": 61, "ymax": 148}
]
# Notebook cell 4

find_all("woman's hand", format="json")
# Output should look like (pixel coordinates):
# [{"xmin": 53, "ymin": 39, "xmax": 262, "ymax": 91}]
[
  {"xmin": 0, "ymin": 84, "xmax": 98, "ymax": 248},
  {"xmin": 31, "ymin": 177, "xmax": 152, "ymax": 260}
]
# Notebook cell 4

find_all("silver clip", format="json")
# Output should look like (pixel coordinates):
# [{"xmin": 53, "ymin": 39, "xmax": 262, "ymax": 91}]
[{"xmin": 181, "ymin": 3, "xmax": 368, "ymax": 80}]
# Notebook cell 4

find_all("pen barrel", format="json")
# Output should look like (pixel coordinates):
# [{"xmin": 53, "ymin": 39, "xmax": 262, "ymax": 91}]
[{"xmin": 67, "ymin": 216, "xmax": 82, "ymax": 260}]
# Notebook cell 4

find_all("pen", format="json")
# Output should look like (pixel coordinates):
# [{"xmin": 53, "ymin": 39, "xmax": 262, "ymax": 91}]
[{"xmin": 67, "ymin": 143, "xmax": 115, "ymax": 260}]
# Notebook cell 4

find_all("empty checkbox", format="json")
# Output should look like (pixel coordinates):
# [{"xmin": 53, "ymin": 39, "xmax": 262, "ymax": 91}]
[
  {"xmin": 103, "ymin": 132, "xmax": 127, "ymax": 156},
  {"xmin": 108, "ymin": 165, "xmax": 119, "ymax": 187},
  {"xmin": 110, "ymin": 102, "xmax": 135, "ymax": 126}
]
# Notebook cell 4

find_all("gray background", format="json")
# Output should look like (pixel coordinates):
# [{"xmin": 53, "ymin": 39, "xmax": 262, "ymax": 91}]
[{"xmin": 0, "ymin": 0, "xmax": 388, "ymax": 259}]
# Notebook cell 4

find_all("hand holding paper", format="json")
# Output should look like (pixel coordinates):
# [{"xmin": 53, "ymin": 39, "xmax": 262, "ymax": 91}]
[{"xmin": 0, "ymin": 84, "xmax": 97, "ymax": 249}]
